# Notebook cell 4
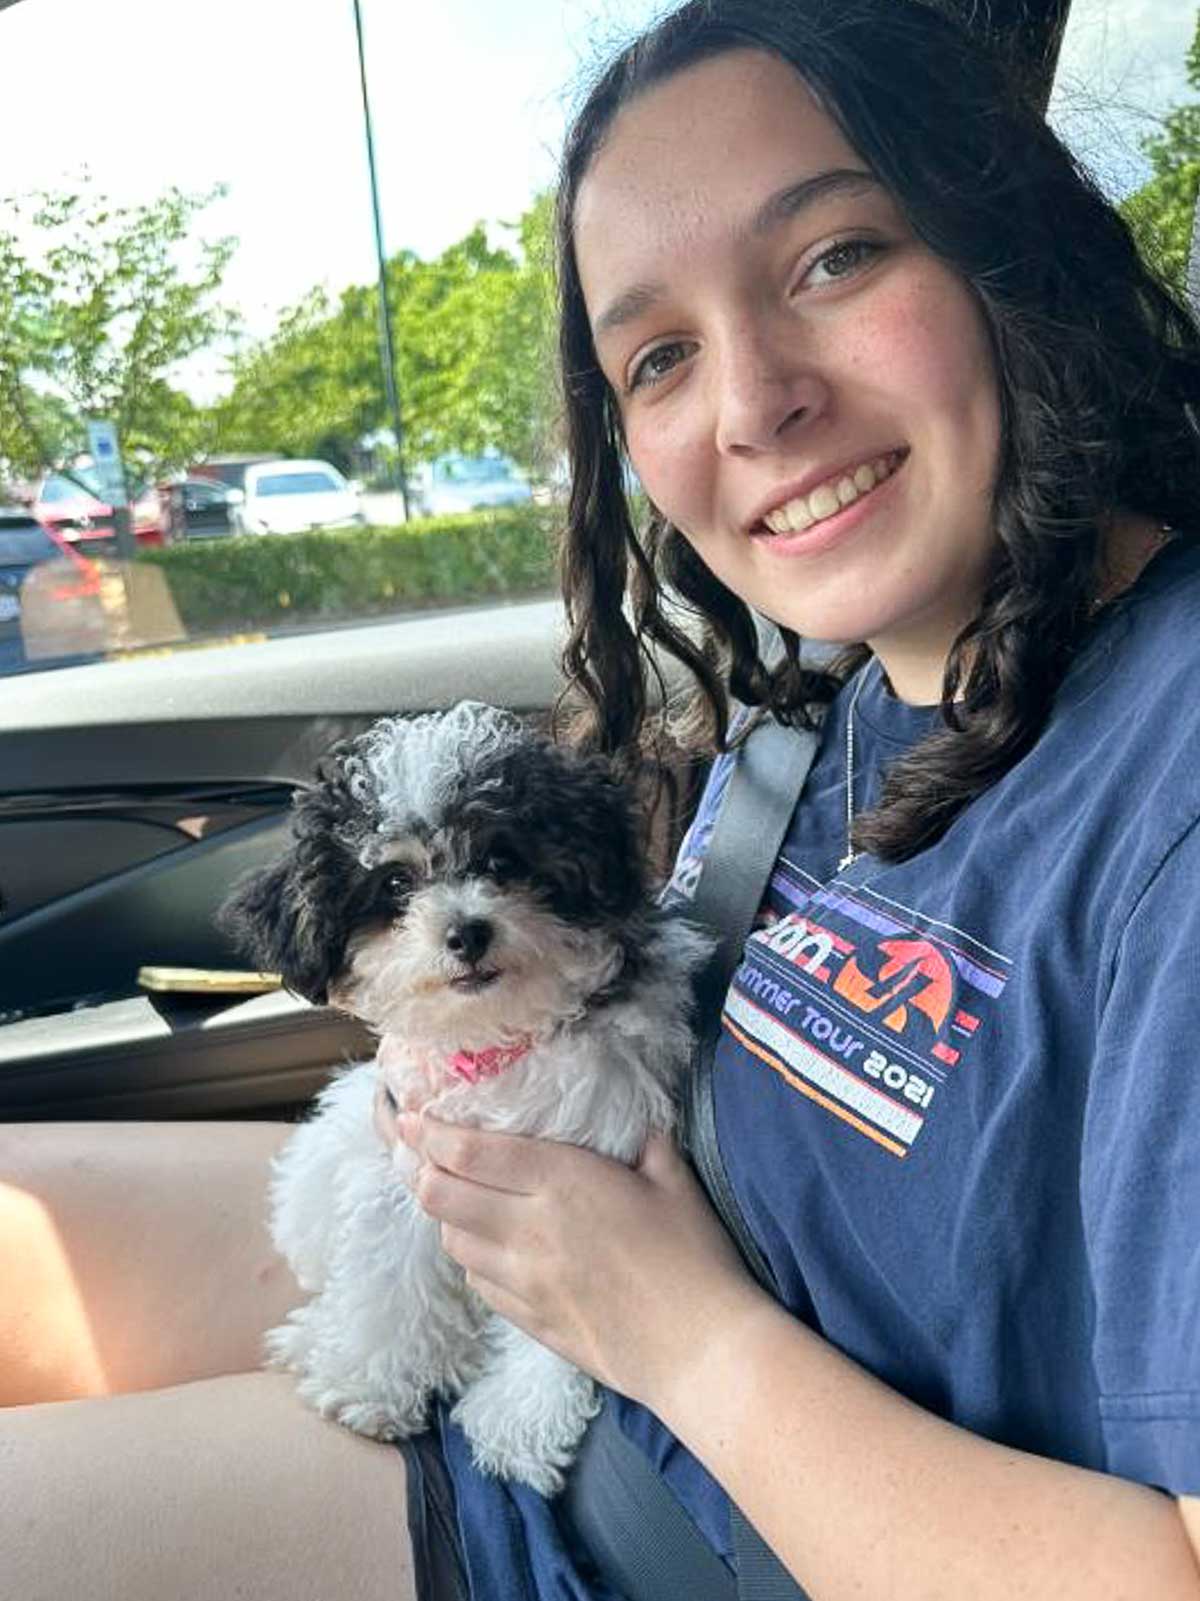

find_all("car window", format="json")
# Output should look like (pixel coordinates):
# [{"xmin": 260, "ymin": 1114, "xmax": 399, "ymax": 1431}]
[
  {"xmin": 186, "ymin": 481, "xmax": 226, "ymax": 504},
  {"xmin": 253, "ymin": 472, "xmax": 345, "ymax": 497},
  {"xmin": 0, "ymin": 523, "xmax": 58, "ymax": 564},
  {"xmin": 38, "ymin": 468, "xmax": 149, "ymax": 504},
  {"xmin": 38, "ymin": 473, "xmax": 98, "ymax": 503},
  {"xmin": 436, "ymin": 458, "xmax": 520, "ymax": 485},
  {"xmin": 0, "ymin": 0, "xmax": 1193, "ymax": 681}
]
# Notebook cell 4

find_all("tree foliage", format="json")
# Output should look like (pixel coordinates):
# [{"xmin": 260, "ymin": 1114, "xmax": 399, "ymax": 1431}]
[
  {"xmin": 0, "ymin": 180, "xmax": 237, "ymax": 480},
  {"xmin": 211, "ymin": 193, "xmax": 558, "ymax": 478},
  {"xmin": 1120, "ymin": 10, "xmax": 1200, "ymax": 297}
]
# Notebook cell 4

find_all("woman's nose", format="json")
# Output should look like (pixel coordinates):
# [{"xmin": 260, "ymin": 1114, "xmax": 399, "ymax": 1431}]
[{"xmin": 712, "ymin": 325, "xmax": 827, "ymax": 457}]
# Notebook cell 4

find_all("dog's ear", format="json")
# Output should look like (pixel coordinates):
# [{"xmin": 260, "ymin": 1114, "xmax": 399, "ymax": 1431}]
[
  {"xmin": 569, "ymin": 750, "xmax": 649, "ymax": 917},
  {"xmin": 218, "ymin": 758, "xmax": 366, "ymax": 1005}
]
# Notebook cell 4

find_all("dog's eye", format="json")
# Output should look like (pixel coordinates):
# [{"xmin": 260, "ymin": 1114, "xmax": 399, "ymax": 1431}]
[
  {"xmin": 378, "ymin": 867, "xmax": 414, "ymax": 903},
  {"xmin": 485, "ymin": 847, "xmax": 518, "ymax": 879}
]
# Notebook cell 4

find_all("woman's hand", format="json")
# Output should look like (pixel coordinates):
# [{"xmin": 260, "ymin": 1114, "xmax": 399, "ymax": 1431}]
[{"xmin": 399, "ymin": 1115, "xmax": 770, "ymax": 1413}]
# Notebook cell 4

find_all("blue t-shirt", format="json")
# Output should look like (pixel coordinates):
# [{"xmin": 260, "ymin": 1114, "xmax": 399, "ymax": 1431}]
[{"xmin": 446, "ymin": 537, "xmax": 1200, "ymax": 1597}]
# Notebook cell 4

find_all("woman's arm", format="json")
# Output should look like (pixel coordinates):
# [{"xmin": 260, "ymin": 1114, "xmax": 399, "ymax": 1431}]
[
  {"xmin": 405, "ymin": 1115, "xmax": 1200, "ymax": 1601},
  {"xmin": 668, "ymin": 1288, "xmax": 1200, "ymax": 1601}
]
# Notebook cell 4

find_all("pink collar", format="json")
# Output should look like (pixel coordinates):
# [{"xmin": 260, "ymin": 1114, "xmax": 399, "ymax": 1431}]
[{"xmin": 445, "ymin": 1036, "xmax": 534, "ymax": 1084}]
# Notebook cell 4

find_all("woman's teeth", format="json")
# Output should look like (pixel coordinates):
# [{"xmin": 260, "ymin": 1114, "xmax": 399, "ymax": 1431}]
[{"xmin": 761, "ymin": 452, "xmax": 904, "ymax": 535}]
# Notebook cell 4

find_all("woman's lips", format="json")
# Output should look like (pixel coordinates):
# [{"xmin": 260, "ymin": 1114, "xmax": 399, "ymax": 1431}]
[{"xmin": 750, "ymin": 450, "xmax": 908, "ymax": 557}]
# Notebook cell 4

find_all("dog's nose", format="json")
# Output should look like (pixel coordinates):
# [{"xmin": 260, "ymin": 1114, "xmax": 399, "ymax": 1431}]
[{"xmin": 445, "ymin": 917, "xmax": 493, "ymax": 964}]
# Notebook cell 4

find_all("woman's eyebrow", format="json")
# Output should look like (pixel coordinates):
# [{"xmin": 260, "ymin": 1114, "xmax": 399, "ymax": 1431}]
[
  {"xmin": 749, "ymin": 167, "xmax": 881, "ymax": 236},
  {"xmin": 590, "ymin": 168, "xmax": 882, "ymax": 342},
  {"xmin": 593, "ymin": 281, "xmax": 666, "ymax": 341}
]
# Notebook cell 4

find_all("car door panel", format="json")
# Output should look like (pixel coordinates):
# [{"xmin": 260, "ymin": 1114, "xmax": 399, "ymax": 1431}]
[{"xmin": 0, "ymin": 987, "xmax": 372, "ymax": 1120}]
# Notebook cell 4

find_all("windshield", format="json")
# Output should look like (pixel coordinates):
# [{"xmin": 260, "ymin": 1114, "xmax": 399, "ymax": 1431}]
[
  {"xmin": 0, "ymin": 0, "xmax": 1193, "ymax": 678},
  {"xmin": 38, "ymin": 469, "xmax": 149, "ymax": 505},
  {"xmin": 253, "ymin": 471, "xmax": 344, "ymax": 497},
  {"xmin": 39, "ymin": 471, "xmax": 103, "ymax": 503}
]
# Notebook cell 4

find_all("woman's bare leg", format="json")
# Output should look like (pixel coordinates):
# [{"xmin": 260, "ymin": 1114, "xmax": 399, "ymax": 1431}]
[
  {"xmin": 0, "ymin": 1121, "xmax": 302, "ymax": 1403},
  {"xmin": 1, "ymin": 1369, "xmax": 416, "ymax": 1601}
]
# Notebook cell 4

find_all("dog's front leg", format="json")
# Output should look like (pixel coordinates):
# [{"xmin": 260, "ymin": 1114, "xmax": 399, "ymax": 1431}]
[
  {"xmin": 270, "ymin": 1164, "xmax": 488, "ymax": 1442},
  {"xmin": 451, "ymin": 1317, "xmax": 601, "ymax": 1495}
]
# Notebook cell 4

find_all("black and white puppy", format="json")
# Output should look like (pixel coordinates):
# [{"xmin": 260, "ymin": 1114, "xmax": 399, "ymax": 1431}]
[{"xmin": 221, "ymin": 701, "xmax": 709, "ymax": 1494}]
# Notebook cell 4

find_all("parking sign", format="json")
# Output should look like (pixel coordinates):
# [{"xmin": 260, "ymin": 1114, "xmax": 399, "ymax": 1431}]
[{"xmin": 86, "ymin": 419, "xmax": 128, "ymax": 509}]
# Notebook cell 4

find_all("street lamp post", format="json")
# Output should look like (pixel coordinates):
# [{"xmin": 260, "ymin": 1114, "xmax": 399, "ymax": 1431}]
[{"xmin": 351, "ymin": 0, "xmax": 410, "ymax": 519}]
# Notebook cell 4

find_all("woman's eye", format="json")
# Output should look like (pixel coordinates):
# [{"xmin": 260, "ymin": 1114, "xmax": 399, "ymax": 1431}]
[
  {"xmin": 803, "ymin": 238, "xmax": 882, "ymax": 288},
  {"xmin": 628, "ymin": 339, "xmax": 693, "ymax": 392}
]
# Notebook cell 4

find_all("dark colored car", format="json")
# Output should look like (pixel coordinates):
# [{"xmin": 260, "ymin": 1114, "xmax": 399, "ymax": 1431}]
[
  {"xmin": 0, "ymin": 506, "xmax": 101, "ymax": 672},
  {"xmin": 161, "ymin": 477, "xmax": 239, "ymax": 542},
  {"xmin": 188, "ymin": 454, "xmax": 283, "ymax": 493}
]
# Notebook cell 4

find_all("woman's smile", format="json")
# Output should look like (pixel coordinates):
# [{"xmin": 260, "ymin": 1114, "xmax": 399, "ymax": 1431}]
[{"xmin": 750, "ymin": 447, "xmax": 908, "ymax": 546}]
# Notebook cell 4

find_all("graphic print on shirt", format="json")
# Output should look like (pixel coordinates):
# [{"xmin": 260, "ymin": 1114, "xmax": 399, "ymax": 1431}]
[{"xmin": 726, "ymin": 857, "xmax": 1012, "ymax": 1157}]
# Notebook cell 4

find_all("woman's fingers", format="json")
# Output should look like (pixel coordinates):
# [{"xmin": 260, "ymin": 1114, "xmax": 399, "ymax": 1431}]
[
  {"xmin": 397, "ymin": 1112, "xmax": 764, "ymax": 1405},
  {"xmin": 400, "ymin": 1113, "xmax": 544, "ymax": 1195},
  {"xmin": 412, "ymin": 1158, "xmax": 521, "ymax": 1247}
]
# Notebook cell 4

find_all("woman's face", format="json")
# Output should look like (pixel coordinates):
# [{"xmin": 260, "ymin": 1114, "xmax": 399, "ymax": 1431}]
[{"xmin": 574, "ymin": 49, "xmax": 1003, "ymax": 700}]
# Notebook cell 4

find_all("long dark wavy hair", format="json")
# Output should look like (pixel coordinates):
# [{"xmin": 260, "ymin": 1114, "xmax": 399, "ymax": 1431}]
[{"xmin": 554, "ymin": 0, "xmax": 1200, "ymax": 861}]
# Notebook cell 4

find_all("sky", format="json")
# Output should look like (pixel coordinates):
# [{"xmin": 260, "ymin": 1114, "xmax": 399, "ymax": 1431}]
[{"xmin": 0, "ymin": 0, "xmax": 1194, "ymax": 401}]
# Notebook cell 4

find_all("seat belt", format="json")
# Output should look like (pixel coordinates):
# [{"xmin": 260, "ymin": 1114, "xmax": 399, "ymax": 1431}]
[
  {"xmin": 682, "ymin": 715, "xmax": 820, "ymax": 1600},
  {"xmin": 684, "ymin": 714, "xmax": 820, "ymax": 1296},
  {"xmin": 566, "ymin": 713, "xmax": 821, "ymax": 1601}
]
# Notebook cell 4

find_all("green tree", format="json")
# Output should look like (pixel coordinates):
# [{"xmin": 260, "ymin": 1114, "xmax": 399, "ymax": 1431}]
[
  {"xmin": 207, "ymin": 283, "xmax": 378, "ymax": 475},
  {"xmin": 211, "ymin": 198, "xmax": 558, "ymax": 478},
  {"xmin": 1120, "ymin": 10, "xmax": 1200, "ymax": 296},
  {"xmin": 0, "ymin": 180, "xmax": 236, "ymax": 481}
]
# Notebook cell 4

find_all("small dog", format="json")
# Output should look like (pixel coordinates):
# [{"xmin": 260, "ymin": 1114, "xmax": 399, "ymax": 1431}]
[{"xmin": 221, "ymin": 701, "xmax": 709, "ymax": 1494}]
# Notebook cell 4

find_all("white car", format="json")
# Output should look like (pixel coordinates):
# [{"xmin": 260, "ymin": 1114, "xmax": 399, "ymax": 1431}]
[
  {"xmin": 411, "ymin": 454, "xmax": 532, "ymax": 518},
  {"xmin": 234, "ymin": 460, "xmax": 366, "ymax": 536}
]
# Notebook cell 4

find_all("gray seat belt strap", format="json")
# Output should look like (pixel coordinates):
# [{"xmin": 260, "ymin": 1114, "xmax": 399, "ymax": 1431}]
[
  {"xmin": 684, "ymin": 718, "xmax": 820, "ymax": 1297},
  {"xmin": 565, "ymin": 1403, "xmax": 737, "ymax": 1601},
  {"xmin": 567, "ymin": 716, "xmax": 821, "ymax": 1601},
  {"xmin": 690, "ymin": 717, "xmax": 820, "ymax": 1020},
  {"xmin": 684, "ymin": 714, "xmax": 821, "ymax": 1601}
]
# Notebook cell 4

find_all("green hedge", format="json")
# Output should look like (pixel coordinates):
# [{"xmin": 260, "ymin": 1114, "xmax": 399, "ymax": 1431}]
[{"xmin": 136, "ymin": 505, "xmax": 560, "ymax": 633}]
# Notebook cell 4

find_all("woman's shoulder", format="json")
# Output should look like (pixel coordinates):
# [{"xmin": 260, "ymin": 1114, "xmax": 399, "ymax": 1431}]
[
  {"xmin": 1066, "ymin": 538, "xmax": 1200, "ymax": 728},
  {"xmin": 1043, "ymin": 538, "xmax": 1200, "ymax": 910}
]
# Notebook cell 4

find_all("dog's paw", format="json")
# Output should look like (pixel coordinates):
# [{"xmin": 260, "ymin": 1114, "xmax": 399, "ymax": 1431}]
[
  {"xmin": 263, "ymin": 1317, "xmax": 309, "ymax": 1372},
  {"xmin": 330, "ymin": 1399, "xmax": 421, "ymax": 1441},
  {"xmin": 452, "ymin": 1374, "xmax": 597, "ymax": 1497},
  {"xmin": 295, "ymin": 1376, "xmax": 431, "ymax": 1440},
  {"xmin": 464, "ymin": 1436, "xmax": 569, "ymax": 1498}
]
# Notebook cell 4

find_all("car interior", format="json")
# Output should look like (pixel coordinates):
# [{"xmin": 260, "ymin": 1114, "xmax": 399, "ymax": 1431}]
[{"xmin": 0, "ymin": 0, "xmax": 1178, "ymax": 1131}]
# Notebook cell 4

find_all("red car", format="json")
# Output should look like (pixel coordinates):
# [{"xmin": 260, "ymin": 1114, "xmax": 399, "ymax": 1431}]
[{"xmin": 34, "ymin": 467, "xmax": 167, "ymax": 552}]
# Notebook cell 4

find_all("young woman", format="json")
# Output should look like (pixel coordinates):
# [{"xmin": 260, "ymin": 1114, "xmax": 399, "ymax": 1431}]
[
  {"xmin": 4, "ymin": 2, "xmax": 1200, "ymax": 1598},
  {"xmin": 399, "ymin": 1, "xmax": 1200, "ymax": 1596}
]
